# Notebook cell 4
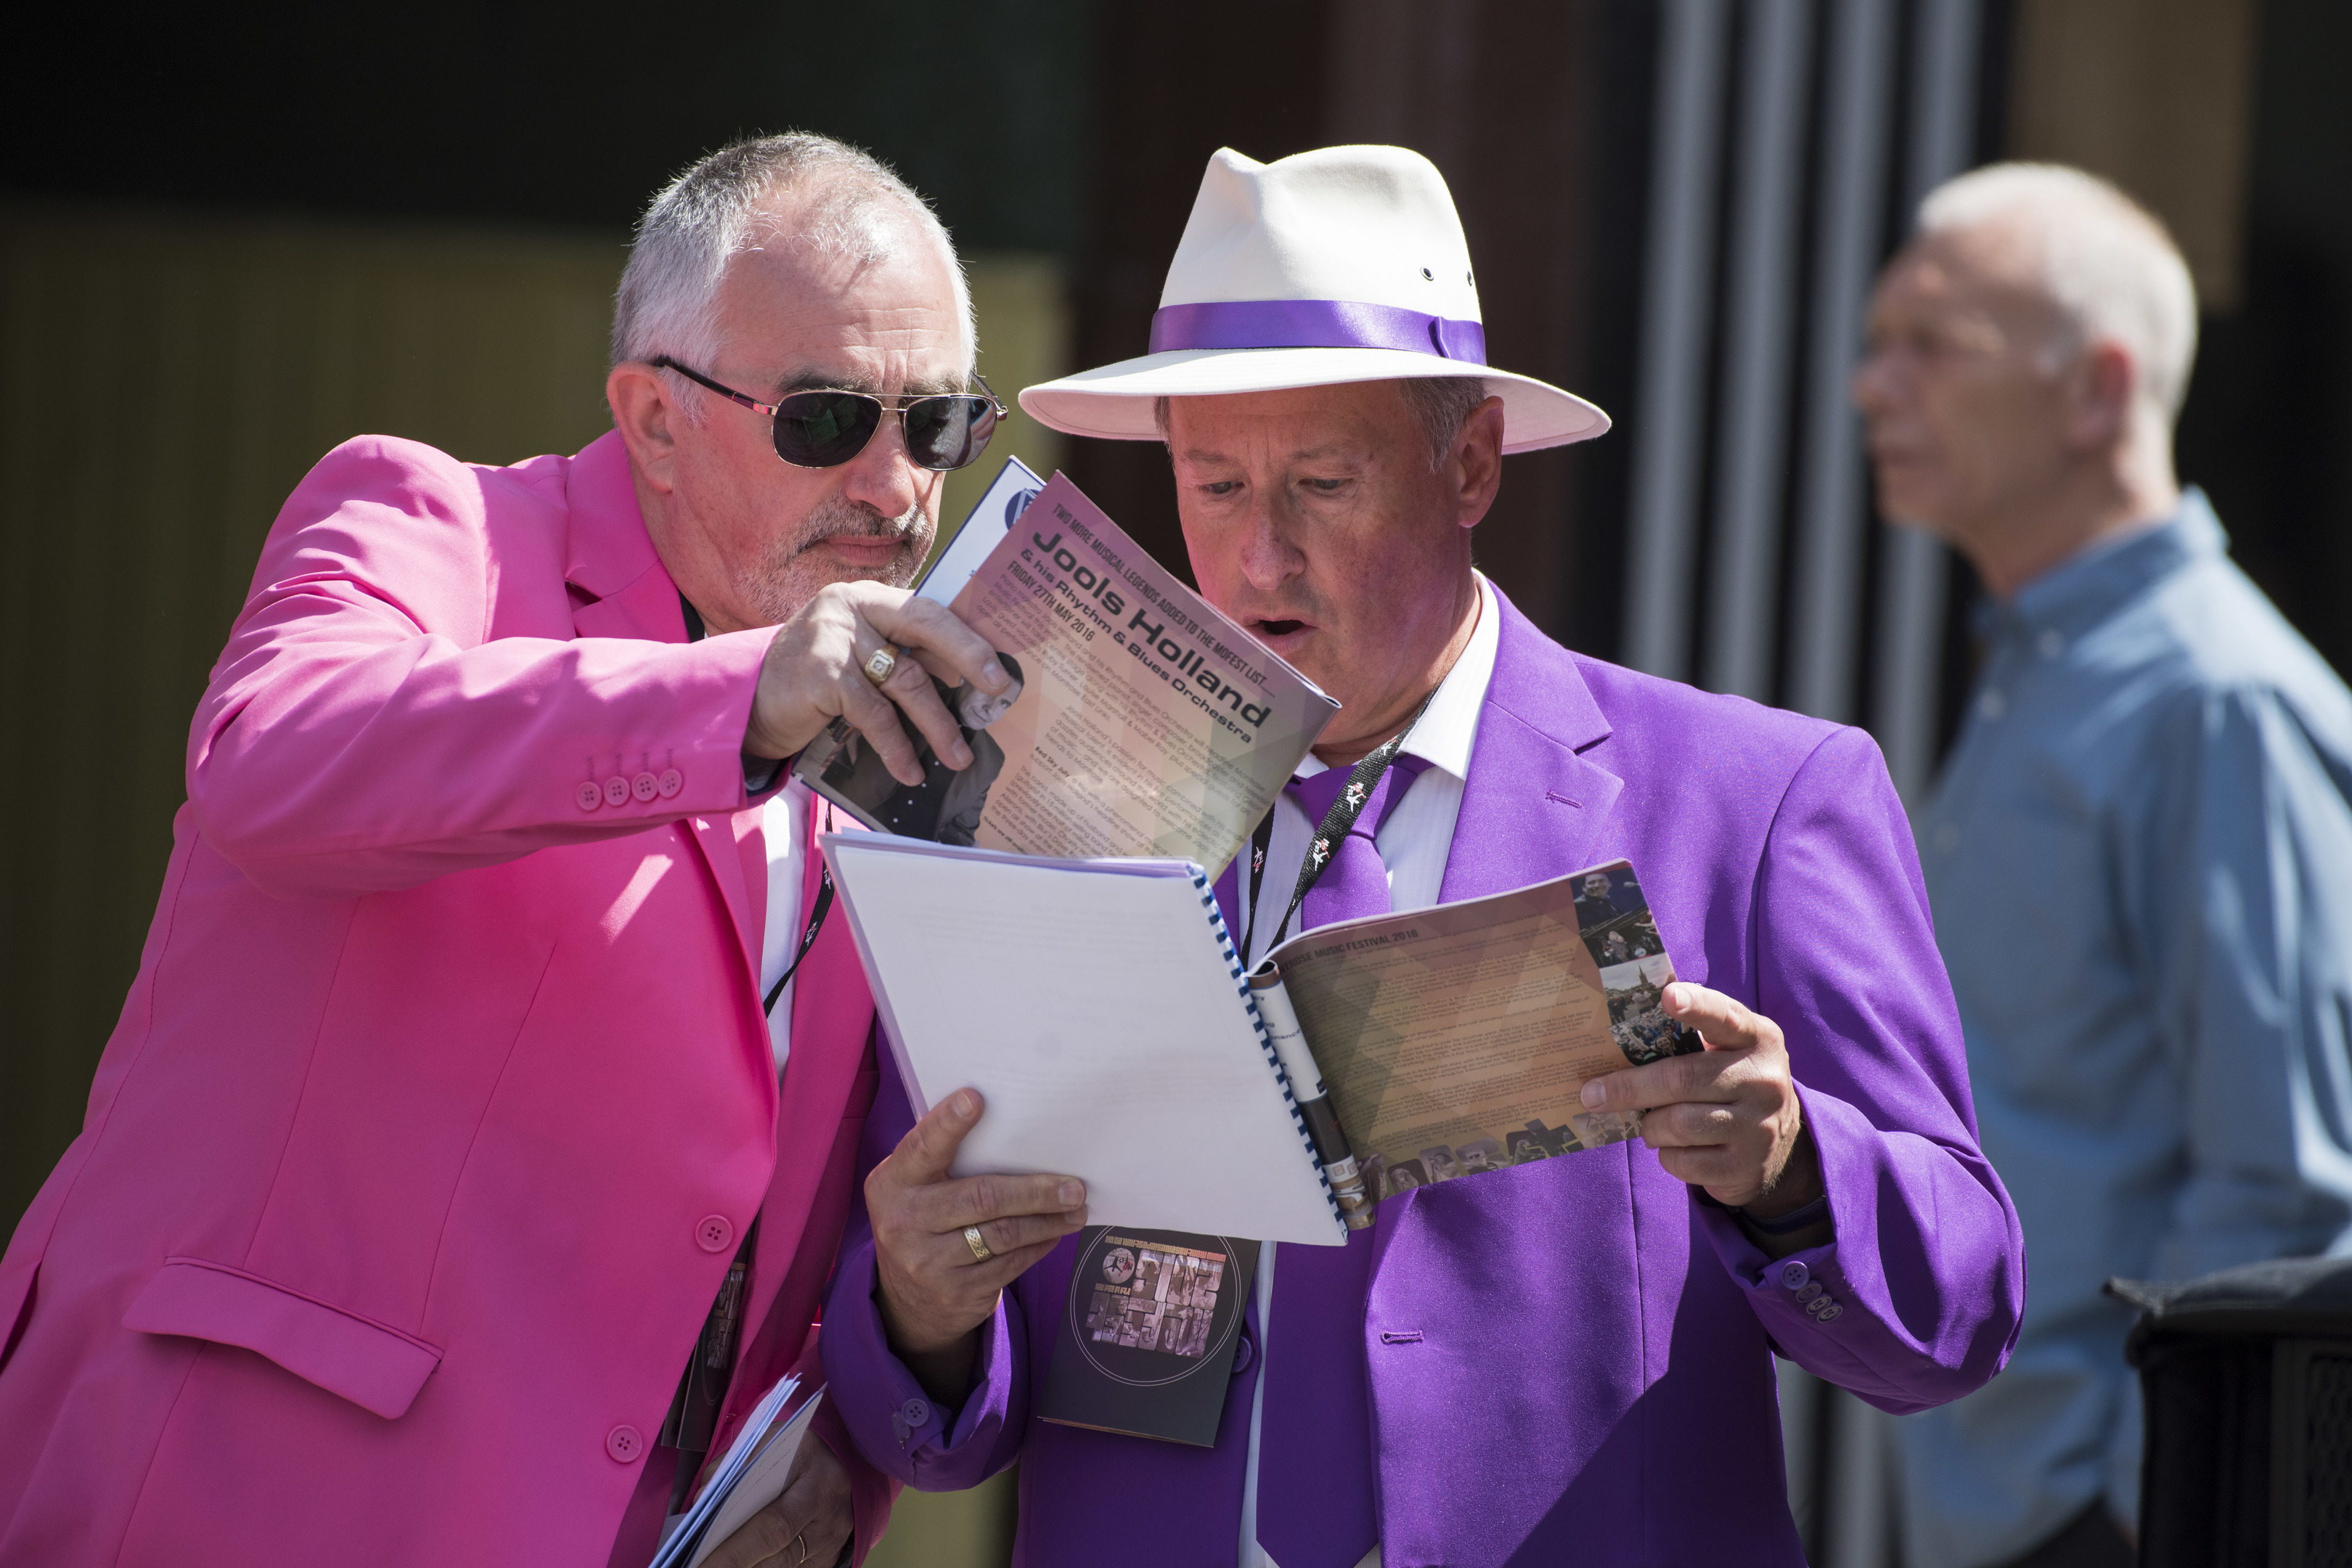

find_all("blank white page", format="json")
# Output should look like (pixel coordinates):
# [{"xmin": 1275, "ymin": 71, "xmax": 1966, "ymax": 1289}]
[{"xmin": 823, "ymin": 837, "xmax": 1342, "ymax": 1246}]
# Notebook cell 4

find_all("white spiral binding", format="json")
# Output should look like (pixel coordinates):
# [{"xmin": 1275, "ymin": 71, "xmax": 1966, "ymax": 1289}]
[{"xmin": 1191, "ymin": 869, "xmax": 1342, "ymax": 1225}]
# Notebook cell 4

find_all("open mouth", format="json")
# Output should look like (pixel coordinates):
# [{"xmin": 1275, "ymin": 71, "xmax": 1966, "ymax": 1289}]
[{"xmin": 1252, "ymin": 618, "xmax": 1309, "ymax": 639}]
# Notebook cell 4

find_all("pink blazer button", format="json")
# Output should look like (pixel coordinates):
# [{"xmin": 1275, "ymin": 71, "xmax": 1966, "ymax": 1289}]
[
  {"xmin": 603, "ymin": 775, "xmax": 631, "ymax": 807},
  {"xmin": 605, "ymin": 1424, "xmax": 643, "ymax": 1463},
  {"xmin": 695, "ymin": 1214, "xmax": 735, "ymax": 1253},
  {"xmin": 632, "ymin": 772, "xmax": 660, "ymax": 802},
  {"xmin": 575, "ymin": 781, "xmax": 603, "ymax": 812},
  {"xmin": 658, "ymin": 768, "xmax": 685, "ymax": 799}
]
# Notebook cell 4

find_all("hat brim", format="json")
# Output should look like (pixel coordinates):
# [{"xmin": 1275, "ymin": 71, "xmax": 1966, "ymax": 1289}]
[{"xmin": 1018, "ymin": 347, "xmax": 1611, "ymax": 455}]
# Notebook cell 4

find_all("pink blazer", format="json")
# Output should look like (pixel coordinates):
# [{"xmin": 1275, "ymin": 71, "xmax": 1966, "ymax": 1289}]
[{"xmin": 0, "ymin": 430, "xmax": 892, "ymax": 1565}]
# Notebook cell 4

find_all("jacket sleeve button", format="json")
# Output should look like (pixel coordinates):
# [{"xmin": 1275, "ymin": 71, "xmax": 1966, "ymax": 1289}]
[
  {"xmin": 633, "ymin": 772, "xmax": 661, "ymax": 802},
  {"xmin": 1816, "ymin": 1303, "xmax": 1842, "ymax": 1323},
  {"xmin": 603, "ymin": 775, "xmax": 632, "ymax": 807},
  {"xmin": 695, "ymin": 1215, "xmax": 735, "ymax": 1254},
  {"xmin": 1778, "ymin": 1261, "xmax": 1810, "ymax": 1291},
  {"xmin": 900, "ymin": 1398, "xmax": 931, "ymax": 1428},
  {"xmin": 606, "ymin": 1424, "xmax": 644, "ymax": 1463},
  {"xmin": 576, "ymin": 780, "xmax": 604, "ymax": 812},
  {"xmin": 658, "ymin": 768, "xmax": 685, "ymax": 799},
  {"xmin": 1794, "ymin": 1281, "xmax": 1824, "ymax": 1304}
]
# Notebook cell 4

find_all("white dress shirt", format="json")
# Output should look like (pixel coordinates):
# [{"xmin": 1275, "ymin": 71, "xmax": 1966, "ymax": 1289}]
[
  {"xmin": 1235, "ymin": 574, "xmax": 1500, "ymax": 1568},
  {"xmin": 756, "ymin": 782, "xmax": 812, "ymax": 1072}
]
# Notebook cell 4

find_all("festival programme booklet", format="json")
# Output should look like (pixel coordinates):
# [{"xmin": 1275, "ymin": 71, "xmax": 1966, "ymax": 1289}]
[
  {"xmin": 818, "ymin": 835, "xmax": 1703, "ymax": 1247},
  {"xmin": 795, "ymin": 464, "xmax": 1338, "ymax": 875}
]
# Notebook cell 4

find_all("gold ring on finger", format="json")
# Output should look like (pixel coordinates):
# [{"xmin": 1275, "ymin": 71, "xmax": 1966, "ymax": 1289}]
[
  {"xmin": 862, "ymin": 642, "xmax": 900, "ymax": 685},
  {"xmin": 963, "ymin": 1224, "xmax": 994, "ymax": 1263},
  {"xmin": 791, "ymin": 1527, "xmax": 810, "ymax": 1565}
]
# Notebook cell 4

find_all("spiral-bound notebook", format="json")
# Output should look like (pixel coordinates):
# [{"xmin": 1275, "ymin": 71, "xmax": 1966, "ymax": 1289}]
[
  {"xmin": 820, "ymin": 835, "xmax": 1701, "ymax": 1247},
  {"xmin": 819, "ymin": 833, "xmax": 1345, "ymax": 1246}
]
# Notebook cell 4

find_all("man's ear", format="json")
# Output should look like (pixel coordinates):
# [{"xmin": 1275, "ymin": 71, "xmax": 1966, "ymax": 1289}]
[
  {"xmin": 1450, "ymin": 396, "xmax": 1508, "ymax": 530},
  {"xmin": 607, "ymin": 362, "xmax": 684, "ymax": 494},
  {"xmin": 2062, "ymin": 341, "xmax": 2136, "ymax": 454}
]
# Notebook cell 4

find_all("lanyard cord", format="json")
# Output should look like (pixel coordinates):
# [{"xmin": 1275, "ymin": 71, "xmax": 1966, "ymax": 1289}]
[
  {"xmin": 683, "ymin": 589, "xmax": 835, "ymax": 1018},
  {"xmin": 762, "ymin": 867, "xmax": 833, "ymax": 1016},
  {"xmin": 1239, "ymin": 688, "xmax": 1438, "ymax": 962}
]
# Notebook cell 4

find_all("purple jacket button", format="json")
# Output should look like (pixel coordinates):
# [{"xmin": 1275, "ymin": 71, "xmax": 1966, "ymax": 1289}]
[
  {"xmin": 695, "ymin": 1215, "xmax": 734, "ymax": 1253},
  {"xmin": 1778, "ymin": 1260, "xmax": 1810, "ymax": 1291},
  {"xmin": 632, "ymin": 772, "xmax": 660, "ymax": 802},
  {"xmin": 1794, "ymin": 1281, "xmax": 1823, "ymax": 1304},
  {"xmin": 900, "ymin": 1398, "xmax": 931, "ymax": 1428},
  {"xmin": 1816, "ymin": 1303, "xmax": 1842, "ymax": 1323},
  {"xmin": 603, "ymin": 775, "xmax": 631, "ymax": 807},
  {"xmin": 659, "ymin": 768, "xmax": 685, "ymax": 798},
  {"xmin": 576, "ymin": 780, "xmax": 603, "ymax": 812},
  {"xmin": 606, "ymin": 1424, "xmax": 643, "ymax": 1463}
]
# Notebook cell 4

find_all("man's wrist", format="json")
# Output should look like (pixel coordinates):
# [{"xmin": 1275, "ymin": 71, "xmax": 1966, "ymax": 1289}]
[{"xmin": 1739, "ymin": 1122, "xmax": 1824, "ymax": 1220}]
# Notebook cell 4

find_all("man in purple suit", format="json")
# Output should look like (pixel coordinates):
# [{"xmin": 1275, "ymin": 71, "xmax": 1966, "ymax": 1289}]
[{"xmin": 819, "ymin": 146, "xmax": 2025, "ymax": 1564}]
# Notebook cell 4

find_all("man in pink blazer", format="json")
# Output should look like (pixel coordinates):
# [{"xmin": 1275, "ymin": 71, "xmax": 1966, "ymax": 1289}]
[{"xmin": 0, "ymin": 134, "xmax": 1013, "ymax": 1567}]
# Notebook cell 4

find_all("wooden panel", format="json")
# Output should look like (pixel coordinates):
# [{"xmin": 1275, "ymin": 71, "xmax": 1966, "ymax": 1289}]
[
  {"xmin": 2007, "ymin": 0, "xmax": 2260, "ymax": 309},
  {"xmin": 0, "ymin": 208, "xmax": 624, "ymax": 1225}
]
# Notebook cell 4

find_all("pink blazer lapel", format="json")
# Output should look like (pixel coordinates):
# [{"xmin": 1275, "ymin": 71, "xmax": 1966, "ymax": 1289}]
[{"xmin": 738, "ymin": 798, "xmax": 877, "ymax": 1352}]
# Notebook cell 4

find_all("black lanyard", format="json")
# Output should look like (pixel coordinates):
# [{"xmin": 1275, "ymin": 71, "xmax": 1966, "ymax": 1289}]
[
  {"xmin": 1239, "ymin": 690, "xmax": 1437, "ymax": 962},
  {"xmin": 683, "ymin": 592, "xmax": 836, "ymax": 1018},
  {"xmin": 763, "ymin": 868, "xmax": 833, "ymax": 1015}
]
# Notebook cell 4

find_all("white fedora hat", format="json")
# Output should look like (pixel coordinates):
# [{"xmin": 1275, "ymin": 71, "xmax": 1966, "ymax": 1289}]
[{"xmin": 1019, "ymin": 145, "xmax": 1610, "ymax": 454}]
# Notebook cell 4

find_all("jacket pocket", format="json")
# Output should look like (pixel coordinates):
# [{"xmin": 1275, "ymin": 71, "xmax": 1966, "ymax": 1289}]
[{"xmin": 122, "ymin": 1257, "xmax": 443, "ymax": 1419}]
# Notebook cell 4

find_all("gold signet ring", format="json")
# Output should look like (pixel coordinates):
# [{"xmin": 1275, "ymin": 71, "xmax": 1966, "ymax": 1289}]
[
  {"xmin": 862, "ymin": 643, "xmax": 900, "ymax": 684},
  {"xmin": 963, "ymin": 1225, "xmax": 995, "ymax": 1263}
]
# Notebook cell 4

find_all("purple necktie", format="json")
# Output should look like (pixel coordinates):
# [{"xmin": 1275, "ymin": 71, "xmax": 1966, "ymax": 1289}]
[{"xmin": 1257, "ymin": 754, "xmax": 1430, "ymax": 1568}]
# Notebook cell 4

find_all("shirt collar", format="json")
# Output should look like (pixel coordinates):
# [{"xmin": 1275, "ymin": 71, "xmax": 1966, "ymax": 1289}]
[
  {"xmin": 1297, "ymin": 573, "xmax": 1500, "ymax": 780},
  {"xmin": 1994, "ymin": 487, "xmax": 2229, "ymax": 642}
]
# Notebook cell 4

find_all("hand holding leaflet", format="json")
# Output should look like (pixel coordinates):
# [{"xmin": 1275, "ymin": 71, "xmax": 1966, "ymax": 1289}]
[
  {"xmin": 799, "ymin": 470, "xmax": 1338, "ymax": 873},
  {"xmin": 649, "ymin": 1379, "xmax": 828, "ymax": 1568}
]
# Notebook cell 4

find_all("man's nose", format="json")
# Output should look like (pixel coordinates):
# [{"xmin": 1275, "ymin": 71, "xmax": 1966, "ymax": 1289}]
[
  {"xmin": 837, "ymin": 409, "xmax": 926, "ymax": 523},
  {"xmin": 1237, "ymin": 486, "xmax": 1304, "ymax": 590},
  {"xmin": 1850, "ymin": 348, "xmax": 1897, "ymax": 418}
]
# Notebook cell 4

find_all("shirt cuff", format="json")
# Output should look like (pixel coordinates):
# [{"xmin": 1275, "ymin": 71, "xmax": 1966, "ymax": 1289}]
[{"xmin": 743, "ymin": 754, "xmax": 786, "ymax": 796}]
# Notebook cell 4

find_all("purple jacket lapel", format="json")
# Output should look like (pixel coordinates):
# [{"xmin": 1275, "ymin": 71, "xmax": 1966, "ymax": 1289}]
[{"xmin": 1436, "ymin": 589, "xmax": 1624, "ymax": 904}]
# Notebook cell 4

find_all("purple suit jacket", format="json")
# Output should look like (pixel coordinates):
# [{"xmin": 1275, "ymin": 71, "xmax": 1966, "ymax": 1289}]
[{"xmin": 821, "ymin": 592, "xmax": 2024, "ymax": 1564}]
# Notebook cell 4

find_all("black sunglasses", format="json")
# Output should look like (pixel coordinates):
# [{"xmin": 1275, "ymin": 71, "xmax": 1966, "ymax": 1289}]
[{"xmin": 650, "ymin": 357, "xmax": 1005, "ymax": 472}]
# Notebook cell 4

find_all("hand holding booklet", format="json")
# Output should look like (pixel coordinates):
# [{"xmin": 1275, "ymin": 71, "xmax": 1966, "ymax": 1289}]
[{"xmin": 797, "ymin": 465, "xmax": 1339, "ymax": 870}]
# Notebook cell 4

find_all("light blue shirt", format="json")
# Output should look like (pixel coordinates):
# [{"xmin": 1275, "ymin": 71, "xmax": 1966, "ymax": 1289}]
[{"xmin": 1898, "ymin": 492, "xmax": 2352, "ymax": 1567}]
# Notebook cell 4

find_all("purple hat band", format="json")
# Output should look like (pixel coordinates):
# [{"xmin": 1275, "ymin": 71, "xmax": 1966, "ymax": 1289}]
[{"xmin": 1148, "ymin": 298, "xmax": 1489, "ymax": 365}]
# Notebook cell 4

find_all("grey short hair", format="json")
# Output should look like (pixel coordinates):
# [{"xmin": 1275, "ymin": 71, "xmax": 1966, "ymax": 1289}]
[
  {"xmin": 613, "ymin": 133, "xmax": 975, "ymax": 421},
  {"xmin": 1917, "ymin": 162, "xmax": 2198, "ymax": 422},
  {"xmin": 1153, "ymin": 375, "xmax": 1489, "ymax": 470}
]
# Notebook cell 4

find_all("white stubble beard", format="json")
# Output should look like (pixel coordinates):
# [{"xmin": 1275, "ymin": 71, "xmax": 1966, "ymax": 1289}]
[{"xmin": 735, "ymin": 493, "xmax": 934, "ymax": 626}]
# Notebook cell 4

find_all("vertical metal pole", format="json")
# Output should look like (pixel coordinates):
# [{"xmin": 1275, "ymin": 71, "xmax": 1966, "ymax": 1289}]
[
  {"xmin": 1622, "ymin": 0, "xmax": 1729, "ymax": 682},
  {"xmin": 1788, "ymin": 0, "xmax": 1895, "ymax": 722},
  {"xmin": 1870, "ymin": 0, "xmax": 1981, "ymax": 803},
  {"xmin": 1703, "ymin": 0, "xmax": 1816, "ymax": 702}
]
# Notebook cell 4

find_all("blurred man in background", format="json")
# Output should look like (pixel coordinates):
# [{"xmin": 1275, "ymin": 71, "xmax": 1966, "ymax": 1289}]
[{"xmin": 1856, "ymin": 163, "xmax": 2352, "ymax": 1568}]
